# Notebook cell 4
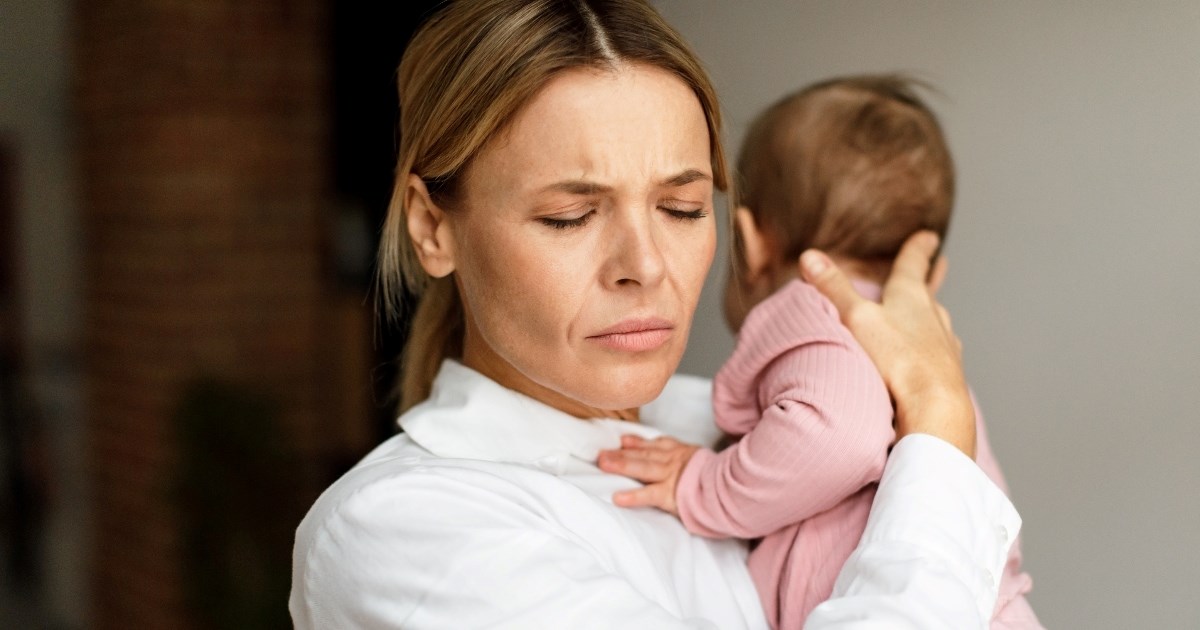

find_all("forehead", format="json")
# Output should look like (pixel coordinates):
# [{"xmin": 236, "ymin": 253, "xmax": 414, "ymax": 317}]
[{"xmin": 468, "ymin": 64, "xmax": 712, "ymax": 196}]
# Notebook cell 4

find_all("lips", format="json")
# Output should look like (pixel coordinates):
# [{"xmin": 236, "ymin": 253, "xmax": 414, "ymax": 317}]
[{"xmin": 587, "ymin": 317, "xmax": 674, "ymax": 352}]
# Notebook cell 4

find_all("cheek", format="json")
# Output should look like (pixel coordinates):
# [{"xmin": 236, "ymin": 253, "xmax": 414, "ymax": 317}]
[
  {"xmin": 457, "ymin": 225, "xmax": 586, "ymax": 349},
  {"xmin": 675, "ymin": 221, "xmax": 717, "ymax": 307}
]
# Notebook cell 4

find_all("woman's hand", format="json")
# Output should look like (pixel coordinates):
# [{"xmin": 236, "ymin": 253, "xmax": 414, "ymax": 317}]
[
  {"xmin": 799, "ymin": 231, "xmax": 977, "ymax": 458},
  {"xmin": 597, "ymin": 435, "xmax": 700, "ymax": 515}
]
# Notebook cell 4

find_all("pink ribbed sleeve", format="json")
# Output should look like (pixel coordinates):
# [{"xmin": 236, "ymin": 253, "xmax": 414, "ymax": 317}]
[
  {"xmin": 673, "ymin": 280, "xmax": 1043, "ymax": 629},
  {"xmin": 675, "ymin": 281, "xmax": 894, "ymax": 540}
]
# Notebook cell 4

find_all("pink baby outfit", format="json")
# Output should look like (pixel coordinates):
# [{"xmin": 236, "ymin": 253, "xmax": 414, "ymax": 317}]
[{"xmin": 675, "ymin": 279, "xmax": 1042, "ymax": 629}]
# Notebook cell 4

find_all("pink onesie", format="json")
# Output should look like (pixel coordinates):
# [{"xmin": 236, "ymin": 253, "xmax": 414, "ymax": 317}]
[{"xmin": 675, "ymin": 278, "xmax": 1043, "ymax": 629}]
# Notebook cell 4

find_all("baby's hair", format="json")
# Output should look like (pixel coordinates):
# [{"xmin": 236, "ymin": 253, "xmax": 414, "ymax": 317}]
[{"xmin": 733, "ymin": 73, "xmax": 954, "ymax": 268}]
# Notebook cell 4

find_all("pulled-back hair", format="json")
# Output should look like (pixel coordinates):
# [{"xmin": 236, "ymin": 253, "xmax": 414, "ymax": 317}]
[
  {"xmin": 378, "ymin": 0, "xmax": 727, "ymax": 411},
  {"xmin": 734, "ymin": 74, "xmax": 954, "ymax": 267}
]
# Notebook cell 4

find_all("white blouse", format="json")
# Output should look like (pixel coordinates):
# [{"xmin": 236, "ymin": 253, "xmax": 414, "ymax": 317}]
[{"xmin": 290, "ymin": 360, "xmax": 1020, "ymax": 629}]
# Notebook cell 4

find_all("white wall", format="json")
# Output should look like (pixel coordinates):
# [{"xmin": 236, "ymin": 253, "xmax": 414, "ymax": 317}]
[{"xmin": 660, "ymin": 2, "xmax": 1200, "ymax": 628}]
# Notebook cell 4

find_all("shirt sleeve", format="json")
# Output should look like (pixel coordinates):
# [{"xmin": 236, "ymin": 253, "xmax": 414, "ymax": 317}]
[
  {"xmin": 290, "ymin": 465, "xmax": 716, "ymax": 630},
  {"xmin": 970, "ymin": 395, "xmax": 1044, "ymax": 629},
  {"xmin": 676, "ymin": 340, "xmax": 895, "ymax": 539},
  {"xmin": 804, "ymin": 434, "xmax": 1023, "ymax": 630}
]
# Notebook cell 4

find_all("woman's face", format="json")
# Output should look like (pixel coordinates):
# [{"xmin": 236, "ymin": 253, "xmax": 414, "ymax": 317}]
[{"xmin": 448, "ymin": 64, "xmax": 716, "ymax": 416}]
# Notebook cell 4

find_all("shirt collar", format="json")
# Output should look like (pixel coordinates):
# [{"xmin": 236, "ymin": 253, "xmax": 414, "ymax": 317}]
[{"xmin": 398, "ymin": 360, "xmax": 668, "ymax": 473}]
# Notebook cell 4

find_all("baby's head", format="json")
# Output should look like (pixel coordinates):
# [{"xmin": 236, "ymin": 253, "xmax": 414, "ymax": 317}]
[{"xmin": 724, "ymin": 74, "xmax": 955, "ymax": 331}]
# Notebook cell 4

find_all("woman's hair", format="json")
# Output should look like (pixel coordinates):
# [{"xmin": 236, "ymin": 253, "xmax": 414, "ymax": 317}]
[
  {"xmin": 378, "ymin": 0, "xmax": 727, "ymax": 411},
  {"xmin": 733, "ymin": 74, "xmax": 954, "ymax": 269}
]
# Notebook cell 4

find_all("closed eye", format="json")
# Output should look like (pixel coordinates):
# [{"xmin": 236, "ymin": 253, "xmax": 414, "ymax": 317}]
[
  {"xmin": 661, "ymin": 207, "xmax": 708, "ymax": 221},
  {"xmin": 538, "ymin": 210, "xmax": 596, "ymax": 230}
]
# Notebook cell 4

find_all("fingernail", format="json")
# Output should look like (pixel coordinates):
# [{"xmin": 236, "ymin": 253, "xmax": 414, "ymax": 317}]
[{"xmin": 800, "ymin": 250, "xmax": 828, "ymax": 277}]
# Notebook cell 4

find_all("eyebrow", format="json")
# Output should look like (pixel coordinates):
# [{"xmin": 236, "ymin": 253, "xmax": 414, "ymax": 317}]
[
  {"xmin": 537, "ymin": 168, "xmax": 712, "ymax": 195},
  {"xmin": 540, "ymin": 180, "xmax": 612, "ymax": 195},
  {"xmin": 661, "ymin": 168, "xmax": 712, "ymax": 187}
]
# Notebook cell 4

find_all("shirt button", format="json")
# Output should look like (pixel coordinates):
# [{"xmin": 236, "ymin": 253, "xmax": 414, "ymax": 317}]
[
  {"xmin": 985, "ymin": 571, "xmax": 996, "ymax": 588},
  {"xmin": 998, "ymin": 526, "xmax": 1010, "ymax": 544},
  {"xmin": 535, "ymin": 454, "xmax": 565, "ymax": 474}
]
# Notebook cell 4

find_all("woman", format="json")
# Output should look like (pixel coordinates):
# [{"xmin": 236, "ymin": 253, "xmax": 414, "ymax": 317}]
[{"xmin": 290, "ymin": 1, "xmax": 1015, "ymax": 628}]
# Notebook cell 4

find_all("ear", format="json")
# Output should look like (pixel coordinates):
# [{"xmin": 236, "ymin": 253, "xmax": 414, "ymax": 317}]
[
  {"xmin": 405, "ymin": 173, "xmax": 456, "ymax": 278},
  {"xmin": 733, "ymin": 206, "xmax": 772, "ymax": 281}
]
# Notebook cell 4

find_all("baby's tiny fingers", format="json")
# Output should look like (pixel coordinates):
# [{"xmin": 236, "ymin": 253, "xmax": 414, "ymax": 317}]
[
  {"xmin": 645, "ymin": 436, "xmax": 682, "ymax": 450},
  {"xmin": 598, "ymin": 452, "xmax": 667, "ymax": 481},
  {"xmin": 619, "ymin": 458, "xmax": 668, "ymax": 481},
  {"xmin": 620, "ymin": 434, "xmax": 647, "ymax": 448},
  {"xmin": 596, "ymin": 450, "xmax": 620, "ymax": 468},
  {"xmin": 617, "ymin": 446, "xmax": 673, "ymax": 464},
  {"xmin": 613, "ymin": 485, "xmax": 666, "ymax": 509}
]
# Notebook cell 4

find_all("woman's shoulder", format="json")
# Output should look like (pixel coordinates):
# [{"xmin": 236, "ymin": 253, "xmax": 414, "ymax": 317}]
[
  {"xmin": 296, "ymin": 434, "xmax": 568, "ymax": 544},
  {"xmin": 290, "ymin": 435, "xmax": 613, "ymax": 628}
]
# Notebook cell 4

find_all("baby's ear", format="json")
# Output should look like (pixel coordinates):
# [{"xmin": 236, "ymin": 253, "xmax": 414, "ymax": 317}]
[
  {"xmin": 733, "ymin": 207, "xmax": 772, "ymax": 281},
  {"xmin": 405, "ymin": 174, "xmax": 456, "ymax": 278}
]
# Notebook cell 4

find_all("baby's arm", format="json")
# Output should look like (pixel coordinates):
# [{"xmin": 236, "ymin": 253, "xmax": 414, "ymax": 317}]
[
  {"xmin": 678, "ymin": 340, "xmax": 895, "ymax": 538},
  {"xmin": 601, "ymin": 338, "xmax": 894, "ymax": 538}
]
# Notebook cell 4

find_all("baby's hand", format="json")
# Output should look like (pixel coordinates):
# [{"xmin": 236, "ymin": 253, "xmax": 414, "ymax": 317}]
[{"xmin": 596, "ymin": 435, "xmax": 700, "ymax": 516}]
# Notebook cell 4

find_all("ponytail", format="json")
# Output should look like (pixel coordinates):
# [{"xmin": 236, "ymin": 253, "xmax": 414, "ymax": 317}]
[{"xmin": 398, "ymin": 277, "xmax": 463, "ymax": 413}]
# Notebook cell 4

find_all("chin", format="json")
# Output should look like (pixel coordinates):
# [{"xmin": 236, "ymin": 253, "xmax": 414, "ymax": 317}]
[{"xmin": 572, "ymin": 352, "xmax": 679, "ymax": 410}]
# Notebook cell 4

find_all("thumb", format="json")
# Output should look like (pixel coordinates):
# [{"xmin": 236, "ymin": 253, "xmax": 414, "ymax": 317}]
[
  {"xmin": 927, "ymin": 255, "xmax": 949, "ymax": 296},
  {"xmin": 799, "ymin": 249, "xmax": 866, "ymax": 320}
]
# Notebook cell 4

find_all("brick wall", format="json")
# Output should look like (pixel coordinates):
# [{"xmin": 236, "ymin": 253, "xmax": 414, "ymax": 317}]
[{"xmin": 74, "ymin": 2, "xmax": 369, "ymax": 627}]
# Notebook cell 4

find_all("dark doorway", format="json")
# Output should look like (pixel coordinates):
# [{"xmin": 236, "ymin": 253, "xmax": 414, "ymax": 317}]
[{"xmin": 330, "ymin": 1, "xmax": 445, "ymax": 442}]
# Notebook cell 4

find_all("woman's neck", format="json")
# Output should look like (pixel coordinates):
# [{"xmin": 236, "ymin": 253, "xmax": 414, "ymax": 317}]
[{"xmin": 460, "ymin": 331, "xmax": 639, "ymax": 422}]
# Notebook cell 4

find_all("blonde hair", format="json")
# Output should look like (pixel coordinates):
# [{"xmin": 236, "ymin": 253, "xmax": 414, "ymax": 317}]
[
  {"xmin": 734, "ymin": 74, "xmax": 954, "ymax": 268},
  {"xmin": 378, "ymin": 0, "xmax": 728, "ymax": 411}
]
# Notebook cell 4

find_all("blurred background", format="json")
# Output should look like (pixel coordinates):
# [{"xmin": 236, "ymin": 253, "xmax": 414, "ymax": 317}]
[
  {"xmin": 2, "ymin": 1, "xmax": 443, "ymax": 627},
  {"xmin": 0, "ymin": 0, "xmax": 1197, "ymax": 629}
]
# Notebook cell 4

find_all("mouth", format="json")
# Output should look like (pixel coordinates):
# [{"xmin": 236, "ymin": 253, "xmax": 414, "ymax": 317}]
[{"xmin": 586, "ymin": 317, "xmax": 675, "ymax": 353}]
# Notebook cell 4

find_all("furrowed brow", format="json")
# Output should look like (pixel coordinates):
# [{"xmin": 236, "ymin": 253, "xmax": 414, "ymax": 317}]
[
  {"xmin": 661, "ymin": 169, "xmax": 711, "ymax": 188},
  {"xmin": 538, "ymin": 180, "xmax": 613, "ymax": 195}
]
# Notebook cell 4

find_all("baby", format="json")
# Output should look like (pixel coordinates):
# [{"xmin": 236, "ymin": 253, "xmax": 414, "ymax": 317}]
[{"xmin": 599, "ymin": 75, "xmax": 1042, "ymax": 629}]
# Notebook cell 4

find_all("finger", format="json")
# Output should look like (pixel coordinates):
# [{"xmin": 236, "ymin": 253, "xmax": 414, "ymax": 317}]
[
  {"xmin": 596, "ymin": 452, "xmax": 669, "ymax": 481},
  {"xmin": 642, "ymin": 436, "xmax": 682, "ymax": 450},
  {"xmin": 614, "ymin": 447, "xmax": 672, "ymax": 464},
  {"xmin": 935, "ymin": 303, "xmax": 953, "ymax": 333},
  {"xmin": 620, "ymin": 434, "xmax": 647, "ymax": 448},
  {"xmin": 613, "ymin": 484, "xmax": 668, "ymax": 509},
  {"xmin": 927, "ymin": 255, "xmax": 949, "ymax": 295},
  {"xmin": 889, "ymin": 231, "xmax": 940, "ymax": 293},
  {"xmin": 799, "ymin": 249, "xmax": 869, "ymax": 321}
]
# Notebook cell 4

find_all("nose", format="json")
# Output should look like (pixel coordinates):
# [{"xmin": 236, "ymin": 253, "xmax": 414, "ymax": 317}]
[{"xmin": 602, "ymin": 206, "xmax": 667, "ymax": 290}]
